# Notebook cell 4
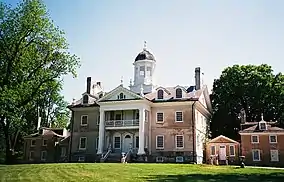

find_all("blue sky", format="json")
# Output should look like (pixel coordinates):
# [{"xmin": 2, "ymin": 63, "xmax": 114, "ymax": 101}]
[{"xmin": 4, "ymin": 0, "xmax": 284, "ymax": 103}]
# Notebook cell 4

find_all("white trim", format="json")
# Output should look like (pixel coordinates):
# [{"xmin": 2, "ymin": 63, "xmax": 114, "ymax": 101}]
[
  {"xmin": 80, "ymin": 115, "xmax": 88, "ymax": 126},
  {"xmin": 229, "ymin": 145, "xmax": 235, "ymax": 156},
  {"xmin": 156, "ymin": 112, "xmax": 164, "ymax": 123},
  {"xmin": 79, "ymin": 137, "xmax": 87, "ymax": 150},
  {"xmin": 269, "ymin": 135, "xmax": 277, "ymax": 144},
  {"xmin": 251, "ymin": 135, "xmax": 259, "ymax": 143},
  {"xmin": 31, "ymin": 139, "xmax": 36, "ymax": 147},
  {"xmin": 240, "ymin": 132, "xmax": 284, "ymax": 135},
  {"xmin": 156, "ymin": 135, "xmax": 164, "ymax": 149},
  {"xmin": 175, "ymin": 111, "xmax": 183, "ymax": 122},
  {"xmin": 175, "ymin": 135, "xmax": 184, "ymax": 149},
  {"xmin": 210, "ymin": 145, "xmax": 216, "ymax": 156},
  {"xmin": 252, "ymin": 149, "xmax": 261, "ymax": 161},
  {"xmin": 270, "ymin": 149, "xmax": 279, "ymax": 162},
  {"xmin": 208, "ymin": 135, "xmax": 239, "ymax": 144},
  {"xmin": 41, "ymin": 151, "xmax": 47, "ymax": 161},
  {"xmin": 29, "ymin": 151, "xmax": 34, "ymax": 160},
  {"xmin": 42, "ymin": 139, "xmax": 47, "ymax": 146}
]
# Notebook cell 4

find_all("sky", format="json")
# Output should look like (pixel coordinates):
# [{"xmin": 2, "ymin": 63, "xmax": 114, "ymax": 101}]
[{"xmin": 4, "ymin": 0, "xmax": 284, "ymax": 103}]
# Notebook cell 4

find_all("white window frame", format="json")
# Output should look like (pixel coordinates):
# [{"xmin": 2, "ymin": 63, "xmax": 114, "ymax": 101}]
[
  {"xmin": 229, "ymin": 145, "xmax": 235, "ymax": 156},
  {"xmin": 41, "ymin": 151, "xmax": 47, "ymax": 161},
  {"xmin": 78, "ymin": 156, "xmax": 85, "ymax": 162},
  {"xmin": 269, "ymin": 135, "xmax": 277, "ymax": 144},
  {"xmin": 175, "ymin": 111, "xmax": 183, "ymax": 122},
  {"xmin": 156, "ymin": 112, "xmax": 164, "ymax": 123},
  {"xmin": 113, "ymin": 136, "xmax": 121, "ymax": 149},
  {"xmin": 31, "ymin": 139, "xmax": 36, "ymax": 147},
  {"xmin": 81, "ymin": 115, "xmax": 88, "ymax": 126},
  {"xmin": 252, "ymin": 149, "xmax": 261, "ymax": 161},
  {"xmin": 210, "ymin": 145, "xmax": 216, "ymax": 156},
  {"xmin": 251, "ymin": 135, "xmax": 259, "ymax": 144},
  {"xmin": 42, "ymin": 139, "xmax": 47, "ymax": 146},
  {"xmin": 29, "ymin": 151, "xmax": 34, "ymax": 160},
  {"xmin": 175, "ymin": 135, "xmax": 184, "ymax": 149},
  {"xmin": 79, "ymin": 137, "xmax": 87, "ymax": 150},
  {"xmin": 156, "ymin": 135, "xmax": 164, "ymax": 149},
  {"xmin": 270, "ymin": 150, "xmax": 279, "ymax": 162}
]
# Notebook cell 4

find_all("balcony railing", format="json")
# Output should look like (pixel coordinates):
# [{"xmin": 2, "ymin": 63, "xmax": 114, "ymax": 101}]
[{"xmin": 105, "ymin": 120, "xmax": 139, "ymax": 127}]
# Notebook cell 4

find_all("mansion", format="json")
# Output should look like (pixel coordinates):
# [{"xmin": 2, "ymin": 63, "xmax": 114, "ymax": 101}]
[{"xmin": 67, "ymin": 44, "xmax": 213, "ymax": 163}]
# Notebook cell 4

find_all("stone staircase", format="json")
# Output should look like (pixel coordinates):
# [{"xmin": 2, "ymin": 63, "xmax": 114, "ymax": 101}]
[{"xmin": 104, "ymin": 153, "xmax": 122, "ymax": 163}]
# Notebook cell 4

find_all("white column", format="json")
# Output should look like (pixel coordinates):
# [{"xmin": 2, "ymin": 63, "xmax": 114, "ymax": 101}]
[
  {"xmin": 138, "ymin": 107, "xmax": 145, "ymax": 155},
  {"xmin": 97, "ymin": 109, "xmax": 105, "ymax": 154}
]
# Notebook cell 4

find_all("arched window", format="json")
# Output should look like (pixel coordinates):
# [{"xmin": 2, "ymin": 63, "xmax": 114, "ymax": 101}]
[
  {"xmin": 157, "ymin": 90, "xmax": 164, "ymax": 99},
  {"xmin": 119, "ymin": 93, "xmax": 124, "ymax": 100},
  {"xmin": 176, "ymin": 88, "xmax": 182, "ymax": 98},
  {"xmin": 82, "ymin": 95, "xmax": 88, "ymax": 104}
]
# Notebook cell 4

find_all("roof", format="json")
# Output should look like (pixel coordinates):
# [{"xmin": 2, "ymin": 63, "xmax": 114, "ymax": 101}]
[
  {"xmin": 24, "ymin": 128, "xmax": 66, "ymax": 138},
  {"xmin": 239, "ymin": 124, "xmax": 284, "ymax": 134},
  {"xmin": 135, "ymin": 49, "xmax": 155, "ymax": 62},
  {"xmin": 208, "ymin": 135, "xmax": 239, "ymax": 144}
]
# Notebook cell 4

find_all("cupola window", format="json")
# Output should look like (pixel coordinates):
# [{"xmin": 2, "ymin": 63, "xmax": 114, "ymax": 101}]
[
  {"xmin": 259, "ymin": 114, "xmax": 267, "ymax": 130},
  {"xmin": 157, "ymin": 90, "xmax": 164, "ymax": 99},
  {"xmin": 176, "ymin": 88, "xmax": 182, "ymax": 98}
]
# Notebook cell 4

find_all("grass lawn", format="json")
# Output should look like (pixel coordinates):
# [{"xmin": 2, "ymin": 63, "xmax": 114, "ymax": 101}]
[{"xmin": 0, "ymin": 163, "xmax": 284, "ymax": 182}]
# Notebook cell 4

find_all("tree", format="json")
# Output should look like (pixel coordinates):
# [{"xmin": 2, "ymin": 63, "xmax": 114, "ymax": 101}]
[
  {"xmin": 211, "ymin": 64, "xmax": 284, "ymax": 140},
  {"xmin": 0, "ymin": 0, "xmax": 79, "ymax": 164}
]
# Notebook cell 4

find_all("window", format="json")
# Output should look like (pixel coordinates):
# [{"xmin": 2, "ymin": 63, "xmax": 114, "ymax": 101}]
[
  {"xmin": 96, "ymin": 137, "xmax": 99, "ymax": 149},
  {"xmin": 135, "ymin": 136, "xmax": 139, "ymax": 148},
  {"xmin": 78, "ymin": 156, "xmax": 85, "ymax": 162},
  {"xmin": 114, "ymin": 136, "xmax": 121, "ymax": 149},
  {"xmin": 175, "ymin": 111, "xmax": 183, "ymax": 122},
  {"xmin": 252, "ymin": 149, "xmax": 261, "ymax": 161},
  {"xmin": 259, "ymin": 122, "xmax": 267, "ymax": 130},
  {"xmin": 176, "ymin": 135, "xmax": 184, "ymax": 149},
  {"xmin": 229, "ymin": 145, "xmax": 235, "ymax": 156},
  {"xmin": 118, "ymin": 93, "xmax": 124, "ymax": 100},
  {"xmin": 42, "ymin": 139, "xmax": 47, "ymax": 146},
  {"xmin": 81, "ymin": 115, "xmax": 88, "ymax": 126},
  {"xmin": 269, "ymin": 135, "xmax": 277, "ymax": 143},
  {"xmin": 251, "ymin": 135, "xmax": 259, "ymax": 143},
  {"xmin": 156, "ymin": 135, "xmax": 164, "ymax": 149},
  {"xmin": 156, "ymin": 112, "xmax": 164, "ymax": 123},
  {"xmin": 270, "ymin": 150, "xmax": 279, "ymax": 162},
  {"xmin": 29, "ymin": 151, "xmax": 34, "ymax": 160},
  {"xmin": 79, "ymin": 137, "xmax": 87, "ymax": 150},
  {"xmin": 31, "ymin": 140, "xmax": 36, "ymax": 147},
  {"xmin": 157, "ymin": 90, "xmax": 164, "ymax": 99},
  {"xmin": 41, "ymin": 151, "xmax": 47, "ymax": 161},
  {"xmin": 140, "ymin": 66, "xmax": 145, "ymax": 76},
  {"xmin": 61, "ymin": 147, "xmax": 66, "ymax": 157},
  {"xmin": 176, "ymin": 88, "xmax": 182, "ymax": 98},
  {"xmin": 82, "ymin": 95, "xmax": 88, "ymax": 104},
  {"xmin": 146, "ymin": 67, "xmax": 152, "ymax": 76},
  {"xmin": 99, "ymin": 93, "xmax": 103, "ymax": 98},
  {"xmin": 210, "ymin": 146, "xmax": 216, "ymax": 155}
]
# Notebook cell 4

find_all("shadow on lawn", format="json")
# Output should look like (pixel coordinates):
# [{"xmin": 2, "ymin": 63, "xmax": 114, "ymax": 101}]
[{"xmin": 144, "ymin": 172, "xmax": 284, "ymax": 182}]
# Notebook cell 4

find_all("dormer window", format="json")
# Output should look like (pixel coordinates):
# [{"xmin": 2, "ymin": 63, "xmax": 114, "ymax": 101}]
[
  {"xmin": 157, "ymin": 90, "xmax": 164, "ymax": 99},
  {"xmin": 99, "ymin": 93, "xmax": 103, "ymax": 98},
  {"xmin": 259, "ymin": 122, "xmax": 267, "ymax": 130},
  {"xmin": 82, "ymin": 95, "xmax": 88, "ymax": 104},
  {"xmin": 176, "ymin": 88, "xmax": 182, "ymax": 98}
]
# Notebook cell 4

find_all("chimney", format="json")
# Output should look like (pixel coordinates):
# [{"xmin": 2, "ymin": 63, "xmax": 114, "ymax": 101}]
[
  {"xmin": 195, "ymin": 67, "xmax": 201, "ymax": 90},
  {"xmin": 86, "ymin": 77, "xmax": 91, "ymax": 94}
]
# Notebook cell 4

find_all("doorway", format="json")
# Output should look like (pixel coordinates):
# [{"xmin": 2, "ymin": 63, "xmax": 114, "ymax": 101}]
[
  {"xmin": 123, "ymin": 134, "xmax": 132, "ymax": 153},
  {"xmin": 219, "ymin": 145, "xmax": 226, "ymax": 160}
]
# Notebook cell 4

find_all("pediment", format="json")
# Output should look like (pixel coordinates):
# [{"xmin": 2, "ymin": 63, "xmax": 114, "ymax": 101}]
[
  {"xmin": 208, "ymin": 135, "xmax": 239, "ymax": 144},
  {"xmin": 98, "ymin": 85, "xmax": 144, "ymax": 102}
]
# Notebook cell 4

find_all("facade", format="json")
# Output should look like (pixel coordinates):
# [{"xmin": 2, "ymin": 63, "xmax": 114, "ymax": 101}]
[
  {"xmin": 23, "ymin": 127, "xmax": 70, "ymax": 163},
  {"xmin": 206, "ymin": 135, "xmax": 240, "ymax": 165},
  {"xmin": 239, "ymin": 114, "xmax": 284, "ymax": 167},
  {"xmin": 68, "ymin": 44, "xmax": 213, "ymax": 163}
]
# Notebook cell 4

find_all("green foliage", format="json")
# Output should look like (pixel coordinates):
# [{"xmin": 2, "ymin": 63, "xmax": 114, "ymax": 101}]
[
  {"xmin": 0, "ymin": 0, "xmax": 79, "ymax": 163},
  {"xmin": 211, "ymin": 64, "xmax": 284, "ymax": 139}
]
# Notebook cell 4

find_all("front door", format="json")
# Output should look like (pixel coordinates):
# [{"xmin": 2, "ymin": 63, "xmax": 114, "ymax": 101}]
[
  {"xmin": 123, "ymin": 134, "xmax": 132, "ymax": 153},
  {"xmin": 219, "ymin": 145, "xmax": 226, "ymax": 160}
]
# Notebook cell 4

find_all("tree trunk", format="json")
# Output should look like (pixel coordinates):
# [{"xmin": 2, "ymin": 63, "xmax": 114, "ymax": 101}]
[{"xmin": 3, "ymin": 126, "xmax": 13, "ymax": 164}]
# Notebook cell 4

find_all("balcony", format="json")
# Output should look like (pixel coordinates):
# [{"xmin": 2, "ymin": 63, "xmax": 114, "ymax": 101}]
[{"xmin": 105, "ymin": 119, "xmax": 139, "ymax": 129}]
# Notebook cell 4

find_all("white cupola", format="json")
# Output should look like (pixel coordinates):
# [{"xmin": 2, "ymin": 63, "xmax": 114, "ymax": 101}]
[{"xmin": 129, "ymin": 41, "xmax": 156, "ymax": 94}]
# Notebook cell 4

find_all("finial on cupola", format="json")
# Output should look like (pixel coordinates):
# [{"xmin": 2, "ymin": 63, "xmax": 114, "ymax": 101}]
[
  {"xmin": 129, "ymin": 79, "xmax": 133, "ymax": 86},
  {"xmin": 261, "ymin": 113, "xmax": 264, "ymax": 121},
  {"xmin": 143, "ymin": 40, "xmax": 147, "ymax": 50},
  {"xmin": 120, "ymin": 76, "xmax": 123, "ymax": 86}
]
